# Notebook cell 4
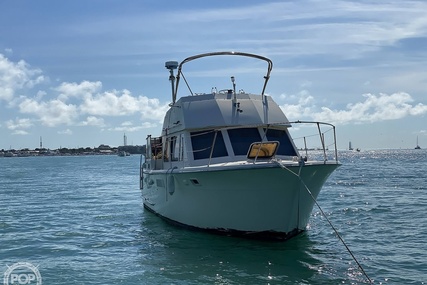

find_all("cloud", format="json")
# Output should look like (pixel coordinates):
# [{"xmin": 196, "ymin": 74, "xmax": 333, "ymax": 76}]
[
  {"xmin": 58, "ymin": 129, "xmax": 73, "ymax": 135},
  {"xmin": 107, "ymin": 121, "xmax": 157, "ymax": 132},
  {"xmin": 79, "ymin": 116, "xmax": 105, "ymax": 127},
  {"xmin": 63, "ymin": 0, "xmax": 427, "ymax": 63},
  {"xmin": 19, "ymin": 98, "xmax": 78, "ymax": 127},
  {"xmin": 12, "ymin": 130, "xmax": 29, "ymax": 135},
  {"xmin": 163, "ymin": 1, "xmax": 427, "ymax": 57},
  {"xmin": 279, "ymin": 91, "xmax": 316, "ymax": 119},
  {"xmin": 53, "ymin": 81, "xmax": 169, "ymax": 122},
  {"xmin": 121, "ymin": 121, "xmax": 133, "ymax": 126},
  {"xmin": 3, "ymin": 118, "xmax": 31, "ymax": 135},
  {"xmin": 0, "ymin": 54, "xmax": 46, "ymax": 101},
  {"xmin": 55, "ymin": 80, "xmax": 102, "ymax": 101},
  {"xmin": 6, "ymin": 118, "xmax": 33, "ymax": 130},
  {"xmin": 13, "ymin": 78, "xmax": 168, "ymax": 128},
  {"xmin": 79, "ymin": 88, "xmax": 168, "ymax": 121},
  {"xmin": 280, "ymin": 92, "xmax": 427, "ymax": 124}
]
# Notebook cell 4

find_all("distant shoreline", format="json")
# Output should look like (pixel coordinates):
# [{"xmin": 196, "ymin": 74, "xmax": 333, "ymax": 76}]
[{"xmin": 0, "ymin": 144, "xmax": 145, "ymax": 157}]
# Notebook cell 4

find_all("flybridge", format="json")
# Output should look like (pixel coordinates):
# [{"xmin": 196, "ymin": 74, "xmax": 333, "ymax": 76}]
[
  {"xmin": 165, "ymin": 51, "xmax": 273, "ymax": 104},
  {"xmin": 162, "ymin": 93, "xmax": 291, "ymax": 132}
]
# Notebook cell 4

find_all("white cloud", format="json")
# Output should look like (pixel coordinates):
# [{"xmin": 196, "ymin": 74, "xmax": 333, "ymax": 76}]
[
  {"xmin": 79, "ymin": 116, "xmax": 105, "ymax": 127},
  {"xmin": 35, "ymin": 90, "xmax": 47, "ymax": 100},
  {"xmin": 280, "ymin": 91, "xmax": 316, "ymax": 119},
  {"xmin": 80, "ymin": 89, "xmax": 137, "ymax": 115},
  {"xmin": 121, "ymin": 121, "xmax": 133, "ymax": 126},
  {"xmin": 157, "ymin": 1, "xmax": 427, "ymax": 57},
  {"xmin": 64, "ymin": 0, "xmax": 427, "ymax": 62},
  {"xmin": 79, "ymin": 88, "xmax": 168, "ymax": 121},
  {"xmin": 6, "ymin": 118, "xmax": 33, "ymax": 130},
  {"xmin": 280, "ymin": 92, "xmax": 427, "ymax": 124},
  {"xmin": 108, "ymin": 121, "xmax": 157, "ymax": 132},
  {"xmin": 12, "ymin": 78, "xmax": 168, "ymax": 130},
  {"xmin": 0, "ymin": 54, "xmax": 46, "ymax": 101},
  {"xmin": 55, "ymin": 80, "xmax": 102, "ymax": 101},
  {"xmin": 12, "ymin": 130, "xmax": 29, "ymax": 135},
  {"xmin": 19, "ymin": 98, "xmax": 78, "ymax": 127},
  {"xmin": 58, "ymin": 129, "xmax": 73, "ymax": 135}
]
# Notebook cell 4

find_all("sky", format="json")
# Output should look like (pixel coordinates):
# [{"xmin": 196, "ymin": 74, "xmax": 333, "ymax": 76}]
[{"xmin": 1, "ymin": 0, "xmax": 427, "ymax": 151}]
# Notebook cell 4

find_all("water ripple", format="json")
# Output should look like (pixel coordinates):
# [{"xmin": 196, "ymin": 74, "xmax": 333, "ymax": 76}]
[{"xmin": 1, "ymin": 151, "xmax": 426, "ymax": 284}]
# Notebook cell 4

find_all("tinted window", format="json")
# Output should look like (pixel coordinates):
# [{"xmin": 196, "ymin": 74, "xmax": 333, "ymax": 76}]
[
  {"xmin": 228, "ymin": 128, "xmax": 262, "ymax": 155},
  {"xmin": 190, "ymin": 130, "xmax": 227, "ymax": 160},
  {"xmin": 265, "ymin": 128, "xmax": 297, "ymax": 156}
]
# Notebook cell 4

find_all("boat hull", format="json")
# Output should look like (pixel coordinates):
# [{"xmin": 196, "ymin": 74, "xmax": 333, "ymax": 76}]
[{"xmin": 142, "ymin": 162, "xmax": 338, "ymax": 239}]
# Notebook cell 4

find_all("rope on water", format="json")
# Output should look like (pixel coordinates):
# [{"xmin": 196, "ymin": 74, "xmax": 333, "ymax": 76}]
[{"xmin": 274, "ymin": 160, "xmax": 373, "ymax": 284}]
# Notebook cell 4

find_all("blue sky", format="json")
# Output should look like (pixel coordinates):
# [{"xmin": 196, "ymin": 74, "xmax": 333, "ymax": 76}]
[{"xmin": 1, "ymin": 0, "xmax": 427, "ymax": 150}]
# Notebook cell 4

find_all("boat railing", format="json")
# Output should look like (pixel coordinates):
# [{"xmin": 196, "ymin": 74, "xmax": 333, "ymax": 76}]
[
  {"xmin": 168, "ymin": 51, "xmax": 273, "ymax": 104},
  {"xmin": 289, "ymin": 120, "xmax": 339, "ymax": 163},
  {"xmin": 143, "ymin": 121, "xmax": 339, "ymax": 171},
  {"xmin": 189, "ymin": 121, "xmax": 338, "ymax": 167}
]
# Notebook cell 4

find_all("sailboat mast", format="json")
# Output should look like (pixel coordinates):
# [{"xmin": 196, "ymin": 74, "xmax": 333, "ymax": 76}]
[{"xmin": 415, "ymin": 136, "xmax": 421, "ymax": 149}]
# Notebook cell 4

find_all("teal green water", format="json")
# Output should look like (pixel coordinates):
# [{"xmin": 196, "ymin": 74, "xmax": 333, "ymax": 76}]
[{"xmin": 1, "ymin": 150, "xmax": 426, "ymax": 284}]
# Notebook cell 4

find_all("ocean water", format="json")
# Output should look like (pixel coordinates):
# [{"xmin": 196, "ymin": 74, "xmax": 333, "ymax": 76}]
[{"xmin": 0, "ymin": 150, "xmax": 426, "ymax": 284}]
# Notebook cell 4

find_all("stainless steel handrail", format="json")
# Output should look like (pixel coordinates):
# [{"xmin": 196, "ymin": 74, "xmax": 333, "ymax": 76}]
[{"xmin": 173, "ymin": 51, "xmax": 273, "ymax": 104}]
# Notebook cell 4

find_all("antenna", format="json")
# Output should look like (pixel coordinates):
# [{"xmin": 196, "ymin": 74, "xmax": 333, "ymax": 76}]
[
  {"xmin": 231, "ymin": 76, "xmax": 237, "ymax": 103},
  {"xmin": 165, "ymin": 61, "xmax": 179, "ymax": 104},
  {"xmin": 231, "ymin": 76, "xmax": 236, "ymax": 94}
]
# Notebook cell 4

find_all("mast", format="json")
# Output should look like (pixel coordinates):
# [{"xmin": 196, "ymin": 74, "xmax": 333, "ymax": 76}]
[
  {"xmin": 415, "ymin": 136, "xmax": 421, "ymax": 149},
  {"xmin": 165, "ymin": 61, "xmax": 179, "ymax": 104}
]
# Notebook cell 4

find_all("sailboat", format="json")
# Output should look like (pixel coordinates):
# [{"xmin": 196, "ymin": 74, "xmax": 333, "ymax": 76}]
[
  {"xmin": 349, "ymin": 141, "xmax": 360, "ymax": 152},
  {"xmin": 415, "ymin": 136, "xmax": 421, "ymax": 149}
]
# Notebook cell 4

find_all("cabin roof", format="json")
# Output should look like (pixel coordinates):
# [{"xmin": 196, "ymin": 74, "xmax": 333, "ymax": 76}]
[{"xmin": 162, "ymin": 93, "xmax": 290, "ymax": 134}]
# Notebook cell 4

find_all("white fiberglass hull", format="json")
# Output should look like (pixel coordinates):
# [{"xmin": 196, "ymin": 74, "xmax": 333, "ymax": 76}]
[{"xmin": 142, "ymin": 162, "xmax": 338, "ymax": 239}]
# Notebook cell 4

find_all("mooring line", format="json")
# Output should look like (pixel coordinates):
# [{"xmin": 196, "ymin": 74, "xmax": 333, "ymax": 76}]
[{"xmin": 275, "ymin": 160, "xmax": 373, "ymax": 284}]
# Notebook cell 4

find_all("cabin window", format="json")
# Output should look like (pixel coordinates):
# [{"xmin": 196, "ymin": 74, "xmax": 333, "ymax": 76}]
[
  {"xmin": 150, "ymin": 137, "xmax": 162, "ymax": 159},
  {"xmin": 169, "ymin": 134, "xmax": 184, "ymax": 161},
  {"xmin": 190, "ymin": 130, "xmax": 227, "ymax": 160},
  {"xmin": 228, "ymin": 128, "xmax": 262, "ymax": 155},
  {"xmin": 180, "ymin": 135, "xmax": 184, "ymax": 160},
  {"xmin": 170, "ymin": 136, "xmax": 179, "ymax": 161},
  {"xmin": 264, "ymin": 128, "xmax": 297, "ymax": 156},
  {"xmin": 163, "ymin": 139, "xmax": 169, "ymax": 162}
]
